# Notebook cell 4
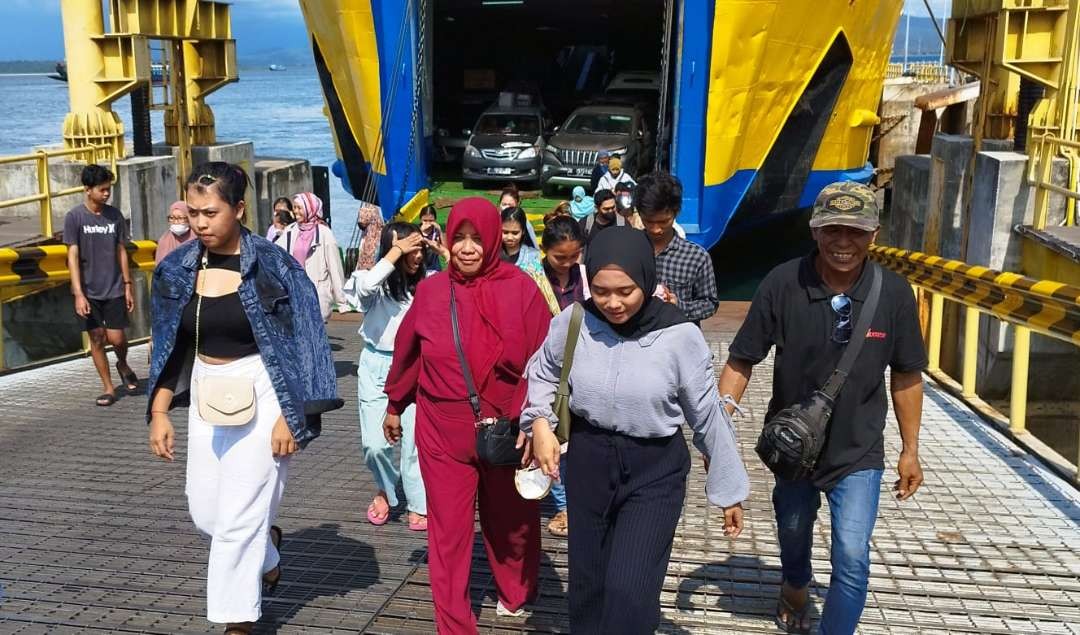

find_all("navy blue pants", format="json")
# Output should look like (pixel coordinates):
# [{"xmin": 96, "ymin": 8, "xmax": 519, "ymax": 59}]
[{"xmin": 565, "ymin": 420, "xmax": 690, "ymax": 634}]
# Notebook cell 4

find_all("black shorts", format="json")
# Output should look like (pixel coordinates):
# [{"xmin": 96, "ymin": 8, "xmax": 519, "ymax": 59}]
[{"xmin": 84, "ymin": 296, "xmax": 129, "ymax": 331}]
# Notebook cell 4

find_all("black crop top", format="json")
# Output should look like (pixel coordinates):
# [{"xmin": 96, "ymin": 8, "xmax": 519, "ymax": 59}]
[{"xmin": 158, "ymin": 252, "xmax": 259, "ymax": 391}]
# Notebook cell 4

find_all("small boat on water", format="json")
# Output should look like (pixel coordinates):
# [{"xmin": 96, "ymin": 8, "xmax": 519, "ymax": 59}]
[
  {"xmin": 269, "ymin": 64, "xmax": 287, "ymax": 72},
  {"xmin": 48, "ymin": 62, "xmax": 67, "ymax": 82}
]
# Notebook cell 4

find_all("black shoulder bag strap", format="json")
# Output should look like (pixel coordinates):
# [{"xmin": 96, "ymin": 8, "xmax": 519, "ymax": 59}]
[
  {"xmin": 820, "ymin": 263, "xmax": 882, "ymax": 401},
  {"xmin": 448, "ymin": 282, "xmax": 484, "ymax": 420}
]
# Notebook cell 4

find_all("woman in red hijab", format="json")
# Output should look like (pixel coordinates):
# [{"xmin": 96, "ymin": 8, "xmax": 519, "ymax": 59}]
[{"xmin": 384, "ymin": 197, "xmax": 552, "ymax": 633}]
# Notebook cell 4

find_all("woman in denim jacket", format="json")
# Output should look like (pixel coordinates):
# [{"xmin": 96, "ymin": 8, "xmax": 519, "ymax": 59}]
[{"xmin": 146, "ymin": 162, "xmax": 342, "ymax": 635}]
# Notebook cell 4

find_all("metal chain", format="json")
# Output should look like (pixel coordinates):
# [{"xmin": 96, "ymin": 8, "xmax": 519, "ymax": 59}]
[{"xmin": 396, "ymin": 0, "xmax": 427, "ymax": 214}]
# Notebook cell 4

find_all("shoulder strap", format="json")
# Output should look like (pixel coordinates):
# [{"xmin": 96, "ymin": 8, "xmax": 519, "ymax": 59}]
[
  {"xmin": 616, "ymin": 213, "xmax": 626, "ymax": 227},
  {"xmin": 585, "ymin": 213, "xmax": 595, "ymax": 235},
  {"xmin": 821, "ymin": 263, "xmax": 882, "ymax": 400},
  {"xmin": 556, "ymin": 303, "xmax": 584, "ymax": 397},
  {"xmin": 448, "ymin": 282, "xmax": 483, "ymax": 419}
]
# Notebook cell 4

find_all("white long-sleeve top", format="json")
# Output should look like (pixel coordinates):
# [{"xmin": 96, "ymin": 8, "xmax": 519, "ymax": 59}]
[
  {"xmin": 342, "ymin": 258, "xmax": 412, "ymax": 352},
  {"xmin": 521, "ymin": 306, "xmax": 750, "ymax": 508}
]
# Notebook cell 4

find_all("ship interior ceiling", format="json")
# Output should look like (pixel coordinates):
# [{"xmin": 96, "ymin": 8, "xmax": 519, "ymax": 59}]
[{"xmin": 430, "ymin": 0, "xmax": 673, "ymax": 169}]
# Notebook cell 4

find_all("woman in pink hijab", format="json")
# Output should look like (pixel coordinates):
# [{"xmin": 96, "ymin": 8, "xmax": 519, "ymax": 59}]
[
  {"xmin": 275, "ymin": 192, "xmax": 346, "ymax": 321},
  {"xmin": 155, "ymin": 200, "xmax": 196, "ymax": 264}
]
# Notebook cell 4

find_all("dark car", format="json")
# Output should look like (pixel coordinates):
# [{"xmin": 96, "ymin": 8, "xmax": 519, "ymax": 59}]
[
  {"xmin": 462, "ymin": 105, "xmax": 551, "ymax": 188},
  {"xmin": 541, "ymin": 103, "xmax": 653, "ymax": 193},
  {"xmin": 434, "ymin": 94, "xmax": 494, "ymax": 163}
]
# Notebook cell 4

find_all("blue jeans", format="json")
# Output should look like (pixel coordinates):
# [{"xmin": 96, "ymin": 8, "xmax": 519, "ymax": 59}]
[
  {"xmin": 772, "ymin": 468, "xmax": 883, "ymax": 635},
  {"xmin": 548, "ymin": 456, "xmax": 568, "ymax": 512}
]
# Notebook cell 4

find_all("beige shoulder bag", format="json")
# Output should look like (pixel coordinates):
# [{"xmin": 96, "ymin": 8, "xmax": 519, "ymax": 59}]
[{"xmin": 195, "ymin": 253, "xmax": 257, "ymax": 426}]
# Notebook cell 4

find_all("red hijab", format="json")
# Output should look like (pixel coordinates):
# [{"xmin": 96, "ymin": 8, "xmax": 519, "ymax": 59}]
[
  {"xmin": 445, "ymin": 197, "xmax": 527, "ymax": 390},
  {"xmin": 385, "ymin": 197, "xmax": 552, "ymax": 419}
]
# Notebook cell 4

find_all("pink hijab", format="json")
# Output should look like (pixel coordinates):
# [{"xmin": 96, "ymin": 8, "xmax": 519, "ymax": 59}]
[
  {"xmin": 291, "ymin": 192, "xmax": 324, "ymax": 265},
  {"xmin": 155, "ymin": 200, "xmax": 194, "ymax": 264}
]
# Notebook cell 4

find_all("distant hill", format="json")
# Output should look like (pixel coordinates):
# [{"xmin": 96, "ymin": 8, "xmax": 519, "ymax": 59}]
[
  {"xmin": 0, "ymin": 60, "xmax": 58, "ymax": 74},
  {"xmin": 893, "ymin": 15, "xmax": 947, "ymax": 57}
]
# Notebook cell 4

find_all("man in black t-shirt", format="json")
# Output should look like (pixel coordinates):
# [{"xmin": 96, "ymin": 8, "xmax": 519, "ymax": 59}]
[
  {"xmin": 718, "ymin": 182, "xmax": 927, "ymax": 635},
  {"xmin": 63, "ymin": 164, "xmax": 137, "ymax": 407},
  {"xmin": 578, "ymin": 188, "xmax": 625, "ymax": 251}
]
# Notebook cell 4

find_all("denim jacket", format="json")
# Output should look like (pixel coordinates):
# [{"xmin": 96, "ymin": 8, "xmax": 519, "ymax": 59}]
[{"xmin": 146, "ymin": 229, "xmax": 344, "ymax": 447}]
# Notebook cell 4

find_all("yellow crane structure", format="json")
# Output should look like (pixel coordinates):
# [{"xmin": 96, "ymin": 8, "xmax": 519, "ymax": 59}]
[{"xmin": 58, "ymin": 0, "xmax": 238, "ymax": 186}]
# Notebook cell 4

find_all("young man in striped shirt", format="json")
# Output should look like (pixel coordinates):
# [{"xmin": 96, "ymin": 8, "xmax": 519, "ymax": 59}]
[{"xmin": 635, "ymin": 171, "xmax": 719, "ymax": 324}]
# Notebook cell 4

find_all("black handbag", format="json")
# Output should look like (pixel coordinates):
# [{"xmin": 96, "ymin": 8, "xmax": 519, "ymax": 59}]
[
  {"xmin": 449, "ymin": 282, "xmax": 525, "ymax": 467},
  {"xmin": 755, "ymin": 264, "xmax": 882, "ymax": 481}
]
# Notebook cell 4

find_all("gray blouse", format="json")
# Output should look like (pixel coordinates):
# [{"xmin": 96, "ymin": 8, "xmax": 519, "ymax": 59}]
[{"xmin": 521, "ymin": 307, "xmax": 750, "ymax": 508}]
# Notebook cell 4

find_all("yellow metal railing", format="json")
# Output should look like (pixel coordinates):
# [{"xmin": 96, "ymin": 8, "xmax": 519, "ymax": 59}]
[
  {"xmin": 1027, "ymin": 133, "xmax": 1080, "ymax": 229},
  {"xmin": 885, "ymin": 62, "xmax": 953, "ymax": 84},
  {"xmin": 871, "ymin": 245, "xmax": 1080, "ymax": 481},
  {"xmin": 0, "ymin": 241, "xmax": 155, "ymax": 372},
  {"xmin": 0, "ymin": 144, "xmax": 117, "ymax": 239}
]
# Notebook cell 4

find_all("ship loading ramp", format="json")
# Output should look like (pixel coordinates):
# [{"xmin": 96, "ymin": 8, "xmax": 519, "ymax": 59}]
[{"xmin": 0, "ymin": 311, "xmax": 1078, "ymax": 633}]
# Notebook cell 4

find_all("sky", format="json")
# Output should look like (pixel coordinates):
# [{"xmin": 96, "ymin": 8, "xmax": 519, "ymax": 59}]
[{"xmin": 1, "ymin": 0, "xmax": 948, "ymax": 61}]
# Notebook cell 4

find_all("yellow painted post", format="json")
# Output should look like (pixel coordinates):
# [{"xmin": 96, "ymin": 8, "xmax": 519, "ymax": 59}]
[
  {"xmin": 1033, "ymin": 136, "xmax": 1056, "ymax": 230},
  {"xmin": 1010, "ymin": 325, "xmax": 1031, "ymax": 433},
  {"xmin": 928, "ymin": 293, "xmax": 944, "ymax": 372},
  {"xmin": 962, "ymin": 306, "xmax": 980, "ymax": 397},
  {"xmin": 37, "ymin": 151, "xmax": 53, "ymax": 238},
  {"xmin": 0, "ymin": 301, "xmax": 5, "ymax": 370}
]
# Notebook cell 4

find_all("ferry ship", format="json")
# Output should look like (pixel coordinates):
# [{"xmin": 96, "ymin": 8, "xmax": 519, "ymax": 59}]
[{"xmin": 299, "ymin": 0, "xmax": 902, "ymax": 249}]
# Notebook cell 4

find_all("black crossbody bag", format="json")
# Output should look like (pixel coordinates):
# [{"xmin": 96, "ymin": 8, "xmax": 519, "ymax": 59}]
[
  {"xmin": 755, "ymin": 263, "xmax": 882, "ymax": 481},
  {"xmin": 449, "ymin": 282, "xmax": 524, "ymax": 467}
]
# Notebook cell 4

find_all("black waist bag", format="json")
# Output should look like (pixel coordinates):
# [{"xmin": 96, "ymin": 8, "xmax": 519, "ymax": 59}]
[
  {"xmin": 449, "ymin": 282, "xmax": 524, "ymax": 467},
  {"xmin": 755, "ymin": 264, "xmax": 881, "ymax": 481}
]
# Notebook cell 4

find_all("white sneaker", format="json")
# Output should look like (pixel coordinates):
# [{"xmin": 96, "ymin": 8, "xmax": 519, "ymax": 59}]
[{"xmin": 496, "ymin": 601, "xmax": 525, "ymax": 617}]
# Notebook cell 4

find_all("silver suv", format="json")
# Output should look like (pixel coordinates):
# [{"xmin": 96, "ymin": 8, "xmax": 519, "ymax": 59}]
[{"xmin": 542, "ymin": 103, "xmax": 652, "ymax": 193}]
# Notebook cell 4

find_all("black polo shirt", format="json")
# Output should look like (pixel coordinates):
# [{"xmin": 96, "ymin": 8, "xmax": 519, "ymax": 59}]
[{"xmin": 729, "ymin": 251, "xmax": 927, "ymax": 490}]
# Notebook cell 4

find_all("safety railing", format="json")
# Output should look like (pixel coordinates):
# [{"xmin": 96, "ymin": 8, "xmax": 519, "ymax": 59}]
[
  {"xmin": 0, "ymin": 241, "xmax": 156, "ymax": 372},
  {"xmin": 1027, "ymin": 133, "xmax": 1079, "ymax": 229},
  {"xmin": 0, "ymin": 144, "xmax": 117, "ymax": 239},
  {"xmin": 870, "ymin": 245, "xmax": 1080, "ymax": 481},
  {"xmin": 885, "ymin": 62, "xmax": 954, "ymax": 84}
]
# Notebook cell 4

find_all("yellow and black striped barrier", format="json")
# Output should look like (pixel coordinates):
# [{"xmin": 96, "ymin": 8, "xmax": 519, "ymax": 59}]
[
  {"xmin": 870, "ymin": 245, "xmax": 1080, "ymax": 346},
  {"xmin": 0, "ymin": 240, "xmax": 157, "ymax": 290}
]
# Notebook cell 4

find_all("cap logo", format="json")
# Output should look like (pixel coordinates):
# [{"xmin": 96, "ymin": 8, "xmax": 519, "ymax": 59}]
[{"xmin": 827, "ymin": 194, "xmax": 863, "ymax": 213}]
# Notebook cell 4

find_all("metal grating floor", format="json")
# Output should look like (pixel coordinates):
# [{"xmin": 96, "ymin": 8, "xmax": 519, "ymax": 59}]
[{"xmin": 0, "ymin": 313, "xmax": 1077, "ymax": 634}]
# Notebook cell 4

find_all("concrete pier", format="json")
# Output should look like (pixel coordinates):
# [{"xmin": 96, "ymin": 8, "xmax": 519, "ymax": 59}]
[{"xmin": 253, "ymin": 157, "xmax": 313, "ymax": 227}]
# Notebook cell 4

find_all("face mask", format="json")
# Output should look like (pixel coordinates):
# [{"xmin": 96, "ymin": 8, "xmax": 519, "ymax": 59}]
[
  {"xmin": 169, "ymin": 223, "xmax": 190, "ymax": 236},
  {"xmin": 618, "ymin": 195, "xmax": 632, "ymax": 209}
]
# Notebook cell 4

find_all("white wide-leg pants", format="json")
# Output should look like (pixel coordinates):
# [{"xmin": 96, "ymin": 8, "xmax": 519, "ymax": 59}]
[{"xmin": 185, "ymin": 354, "xmax": 290, "ymax": 624}]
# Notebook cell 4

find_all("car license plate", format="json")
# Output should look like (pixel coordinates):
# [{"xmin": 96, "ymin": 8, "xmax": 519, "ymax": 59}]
[
  {"xmin": 487, "ymin": 167, "xmax": 513, "ymax": 175},
  {"xmin": 573, "ymin": 168, "xmax": 590, "ymax": 177}
]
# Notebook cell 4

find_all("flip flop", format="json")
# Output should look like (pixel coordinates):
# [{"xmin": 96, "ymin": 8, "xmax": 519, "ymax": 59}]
[
  {"xmin": 117, "ymin": 365, "xmax": 138, "ymax": 391},
  {"xmin": 96, "ymin": 393, "xmax": 116, "ymax": 407},
  {"xmin": 775, "ymin": 590, "xmax": 812, "ymax": 635},
  {"xmin": 408, "ymin": 515, "xmax": 428, "ymax": 532},
  {"xmin": 367, "ymin": 501, "xmax": 390, "ymax": 526}
]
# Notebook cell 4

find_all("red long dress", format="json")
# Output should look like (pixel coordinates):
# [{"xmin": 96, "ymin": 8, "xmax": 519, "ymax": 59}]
[{"xmin": 385, "ymin": 198, "xmax": 553, "ymax": 634}]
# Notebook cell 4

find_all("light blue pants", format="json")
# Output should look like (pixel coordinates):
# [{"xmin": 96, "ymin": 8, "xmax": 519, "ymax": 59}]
[
  {"xmin": 549, "ymin": 455, "xmax": 567, "ymax": 512},
  {"xmin": 357, "ymin": 345, "xmax": 426, "ymax": 515}
]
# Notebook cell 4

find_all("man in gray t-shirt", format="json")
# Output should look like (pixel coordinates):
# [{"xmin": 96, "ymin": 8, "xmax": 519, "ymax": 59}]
[{"xmin": 63, "ymin": 164, "xmax": 138, "ymax": 407}]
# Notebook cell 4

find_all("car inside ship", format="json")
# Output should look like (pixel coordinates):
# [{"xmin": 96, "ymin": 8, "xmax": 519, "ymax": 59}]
[{"xmin": 428, "ymin": 0, "xmax": 678, "ymax": 193}]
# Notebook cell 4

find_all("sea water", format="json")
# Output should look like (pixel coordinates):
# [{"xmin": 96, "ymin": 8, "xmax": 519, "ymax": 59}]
[{"xmin": 0, "ymin": 68, "xmax": 364, "ymax": 249}]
